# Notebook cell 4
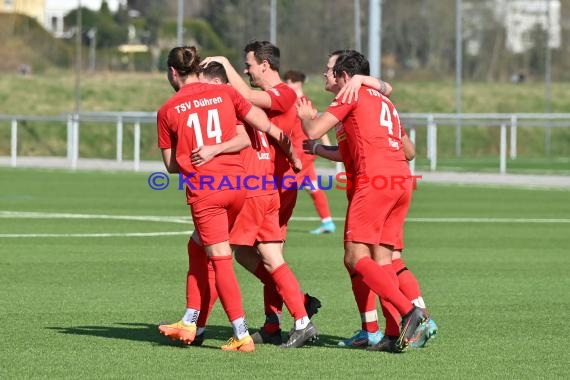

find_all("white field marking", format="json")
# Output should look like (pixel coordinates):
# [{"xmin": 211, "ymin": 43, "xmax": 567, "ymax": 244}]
[
  {"xmin": 291, "ymin": 216, "xmax": 570, "ymax": 224},
  {"xmin": 0, "ymin": 231, "xmax": 193, "ymax": 238},
  {"xmin": 0, "ymin": 211, "xmax": 193, "ymax": 224}
]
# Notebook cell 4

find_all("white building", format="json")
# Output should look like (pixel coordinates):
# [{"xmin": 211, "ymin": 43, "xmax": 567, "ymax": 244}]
[
  {"xmin": 44, "ymin": 0, "xmax": 127, "ymax": 37},
  {"xmin": 502, "ymin": 0, "xmax": 561, "ymax": 53},
  {"xmin": 464, "ymin": 0, "xmax": 561, "ymax": 54}
]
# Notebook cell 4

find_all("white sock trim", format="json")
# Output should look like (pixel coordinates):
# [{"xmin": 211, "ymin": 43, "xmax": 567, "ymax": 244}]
[{"xmin": 361, "ymin": 310, "xmax": 378, "ymax": 323}]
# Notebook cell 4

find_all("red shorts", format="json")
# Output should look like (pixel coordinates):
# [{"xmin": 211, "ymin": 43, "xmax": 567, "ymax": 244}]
[
  {"xmin": 190, "ymin": 189, "xmax": 246, "ymax": 246},
  {"xmin": 344, "ymin": 177, "xmax": 412, "ymax": 246},
  {"xmin": 278, "ymin": 185, "xmax": 298, "ymax": 240},
  {"xmin": 229, "ymin": 193, "xmax": 282, "ymax": 246}
]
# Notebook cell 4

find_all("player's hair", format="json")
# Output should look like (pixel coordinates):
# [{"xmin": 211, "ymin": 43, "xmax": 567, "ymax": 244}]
[
  {"xmin": 333, "ymin": 50, "xmax": 370, "ymax": 78},
  {"xmin": 329, "ymin": 49, "xmax": 358, "ymax": 58},
  {"xmin": 201, "ymin": 62, "xmax": 229, "ymax": 84},
  {"xmin": 283, "ymin": 70, "xmax": 306, "ymax": 84},
  {"xmin": 167, "ymin": 46, "xmax": 201, "ymax": 76},
  {"xmin": 244, "ymin": 40, "xmax": 280, "ymax": 71}
]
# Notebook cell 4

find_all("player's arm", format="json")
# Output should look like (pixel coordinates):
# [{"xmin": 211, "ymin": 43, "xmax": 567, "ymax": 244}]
[
  {"xmin": 336, "ymin": 75, "xmax": 393, "ymax": 104},
  {"xmin": 161, "ymin": 148, "xmax": 179, "ymax": 173},
  {"xmin": 320, "ymin": 133, "xmax": 332, "ymax": 146},
  {"xmin": 201, "ymin": 56, "xmax": 272, "ymax": 108},
  {"xmin": 243, "ymin": 105, "xmax": 302, "ymax": 173},
  {"xmin": 402, "ymin": 134, "xmax": 416, "ymax": 161},
  {"xmin": 191, "ymin": 124, "xmax": 251, "ymax": 167},
  {"xmin": 296, "ymin": 97, "xmax": 338, "ymax": 140},
  {"xmin": 303, "ymin": 139, "xmax": 343, "ymax": 162}
]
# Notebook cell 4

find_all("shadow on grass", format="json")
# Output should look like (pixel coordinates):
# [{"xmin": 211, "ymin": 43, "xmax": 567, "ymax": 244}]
[
  {"xmin": 47, "ymin": 322, "xmax": 231, "ymax": 349},
  {"xmin": 47, "ymin": 322, "xmax": 348, "ymax": 349}
]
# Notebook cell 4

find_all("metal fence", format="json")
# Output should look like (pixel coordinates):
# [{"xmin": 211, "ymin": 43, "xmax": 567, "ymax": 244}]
[{"xmin": 2, "ymin": 112, "xmax": 570, "ymax": 173}]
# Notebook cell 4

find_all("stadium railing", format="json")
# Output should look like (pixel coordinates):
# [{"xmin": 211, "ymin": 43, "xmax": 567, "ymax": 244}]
[{"xmin": 1, "ymin": 112, "xmax": 570, "ymax": 173}]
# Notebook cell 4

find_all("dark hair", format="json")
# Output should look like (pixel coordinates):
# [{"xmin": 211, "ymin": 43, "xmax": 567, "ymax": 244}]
[
  {"xmin": 244, "ymin": 40, "xmax": 280, "ymax": 71},
  {"xmin": 283, "ymin": 70, "xmax": 306, "ymax": 84},
  {"xmin": 329, "ymin": 49, "xmax": 358, "ymax": 58},
  {"xmin": 167, "ymin": 46, "xmax": 201, "ymax": 76},
  {"xmin": 333, "ymin": 50, "xmax": 370, "ymax": 78},
  {"xmin": 201, "ymin": 62, "xmax": 229, "ymax": 84}
]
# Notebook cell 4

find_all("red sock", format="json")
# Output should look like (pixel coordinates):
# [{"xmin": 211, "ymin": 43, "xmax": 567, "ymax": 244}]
[
  {"xmin": 353, "ymin": 257, "xmax": 413, "ymax": 316},
  {"xmin": 392, "ymin": 258, "xmax": 422, "ymax": 301},
  {"xmin": 380, "ymin": 299, "xmax": 401, "ymax": 336},
  {"xmin": 254, "ymin": 263, "xmax": 283, "ymax": 332},
  {"xmin": 186, "ymin": 239, "xmax": 208, "ymax": 310},
  {"xmin": 270, "ymin": 263, "xmax": 307, "ymax": 320},
  {"xmin": 196, "ymin": 257, "xmax": 218, "ymax": 328},
  {"xmin": 380, "ymin": 264, "xmax": 402, "ymax": 336},
  {"xmin": 310, "ymin": 190, "xmax": 332, "ymax": 220},
  {"xmin": 349, "ymin": 271, "xmax": 379, "ymax": 332},
  {"xmin": 210, "ymin": 255, "xmax": 244, "ymax": 321}
]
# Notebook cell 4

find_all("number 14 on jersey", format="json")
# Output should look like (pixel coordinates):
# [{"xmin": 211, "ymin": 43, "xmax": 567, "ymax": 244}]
[{"xmin": 186, "ymin": 109, "xmax": 222, "ymax": 147}]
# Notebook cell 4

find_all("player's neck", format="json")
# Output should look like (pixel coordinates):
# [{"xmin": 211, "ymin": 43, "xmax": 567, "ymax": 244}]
[{"xmin": 260, "ymin": 71, "xmax": 283, "ymax": 90}]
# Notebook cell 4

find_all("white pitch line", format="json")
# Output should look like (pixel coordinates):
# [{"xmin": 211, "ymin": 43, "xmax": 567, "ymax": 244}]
[
  {"xmin": 0, "ymin": 231, "xmax": 193, "ymax": 238},
  {"xmin": 290, "ymin": 216, "xmax": 570, "ymax": 224},
  {"xmin": 2, "ymin": 211, "xmax": 569, "ymax": 227},
  {"xmin": 0, "ymin": 211, "xmax": 193, "ymax": 224}
]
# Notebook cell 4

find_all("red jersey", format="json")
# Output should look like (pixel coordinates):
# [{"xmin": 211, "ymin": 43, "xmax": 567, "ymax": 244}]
[
  {"xmin": 327, "ymin": 86, "xmax": 409, "ymax": 179},
  {"xmin": 241, "ymin": 125, "xmax": 276, "ymax": 197},
  {"xmin": 157, "ymin": 82, "xmax": 252, "ymax": 203},
  {"xmin": 263, "ymin": 83, "xmax": 298, "ymax": 178}
]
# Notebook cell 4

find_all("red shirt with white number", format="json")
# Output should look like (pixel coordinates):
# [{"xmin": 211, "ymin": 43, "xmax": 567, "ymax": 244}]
[
  {"xmin": 327, "ymin": 86, "xmax": 409, "ymax": 178},
  {"xmin": 157, "ymin": 82, "xmax": 252, "ymax": 203}
]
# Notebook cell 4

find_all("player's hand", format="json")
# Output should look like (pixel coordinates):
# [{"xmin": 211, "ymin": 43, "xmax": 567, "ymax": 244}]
[
  {"xmin": 191, "ymin": 145, "xmax": 219, "ymax": 166},
  {"xmin": 336, "ymin": 74, "xmax": 364, "ymax": 104},
  {"xmin": 200, "ymin": 56, "xmax": 228, "ymax": 68},
  {"xmin": 296, "ymin": 97, "xmax": 316, "ymax": 121},
  {"xmin": 303, "ymin": 139, "xmax": 319, "ymax": 155},
  {"xmin": 290, "ymin": 157, "xmax": 302, "ymax": 174}
]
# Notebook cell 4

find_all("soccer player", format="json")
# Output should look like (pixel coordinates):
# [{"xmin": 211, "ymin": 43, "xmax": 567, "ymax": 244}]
[
  {"xmin": 306, "ymin": 52, "xmax": 438, "ymax": 349},
  {"xmin": 284, "ymin": 70, "xmax": 336, "ymax": 235},
  {"xmin": 201, "ymin": 41, "xmax": 322, "ymax": 347},
  {"xmin": 156, "ymin": 46, "xmax": 300, "ymax": 352},
  {"xmin": 189, "ymin": 61, "xmax": 318, "ymax": 349},
  {"xmin": 297, "ymin": 50, "xmax": 427, "ymax": 352}
]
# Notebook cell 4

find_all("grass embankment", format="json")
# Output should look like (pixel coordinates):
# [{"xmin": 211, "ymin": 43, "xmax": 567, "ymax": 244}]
[{"xmin": 0, "ymin": 71, "xmax": 569, "ymax": 172}]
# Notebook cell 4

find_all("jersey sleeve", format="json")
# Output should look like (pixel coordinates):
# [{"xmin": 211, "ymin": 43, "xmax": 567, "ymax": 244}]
[
  {"xmin": 157, "ymin": 105, "xmax": 174, "ymax": 149},
  {"xmin": 265, "ymin": 84, "xmax": 296, "ymax": 113},
  {"xmin": 226, "ymin": 86, "xmax": 253, "ymax": 120},
  {"xmin": 325, "ymin": 99, "xmax": 354, "ymax": 124}
]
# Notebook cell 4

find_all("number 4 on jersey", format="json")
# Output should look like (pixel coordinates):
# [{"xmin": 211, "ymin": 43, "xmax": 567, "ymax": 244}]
[
  {"xmin": 380, "ymin": 101, "xmax": 402, "ymax": 150},
  {"xmin": 186, "ymin": 109, "xmax": 222, "ymax": 147}
]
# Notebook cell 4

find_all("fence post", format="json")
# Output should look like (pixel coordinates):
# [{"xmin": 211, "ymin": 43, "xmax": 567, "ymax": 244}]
[
  {"xmin": 429, "ymin": 117, "xmax": 437, "ymax": 172},
  {"xmin": 67, "ymin": 114, "xmax": 73, "ymax": 161},
  {"xmin": 500, "ymin": 123, "xmax": 507, "ymax": 174},
  {"xmin": 426, "ymin": 115, "xmax": 432, "ymax": 159},
  {"xmin": 409, "ymin": 126, "xmax": 416, "ymax": 174},
  {"xmin": 116, "ymin": 116, "xmax": 123, "ymax": 163},
  {"xmin": 10, "ymin": 119, "xmax": 18, "ymax": 167},
  {"xmin": 510, "ymin": 114, "xmax": 517, "ymax": 160},
  {"xmin": 133, "ymin": 121, "xmax": 140, "ymax": 172},
  {"xmin": 71, "ymin": 114, "xmax": 79, "ymax": 170}
]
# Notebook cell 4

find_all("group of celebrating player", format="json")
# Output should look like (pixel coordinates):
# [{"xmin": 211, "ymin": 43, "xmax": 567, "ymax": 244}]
[{"xmin": 156, "ymin": 40, "xmax": 437, "ymax": 353}]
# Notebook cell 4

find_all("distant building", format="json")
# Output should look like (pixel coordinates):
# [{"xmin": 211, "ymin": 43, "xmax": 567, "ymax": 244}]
[
  {"xmin": 0, "ymin": 0, "xmax": 45, "ymax": 24},
  {"xmin": 0, "ymin": 0, "xmax": 126, "ymax": 37},
  {"xmin": 44, "ymin": 0, "xmax": 127, "ymax": 37},
  {"xmin": 502, "ymin": 0, "xmax": 560, "ymax": 53},
  {"xmin": 465, "ymin": 0, "xmax": 561, "ymax": 54}
]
